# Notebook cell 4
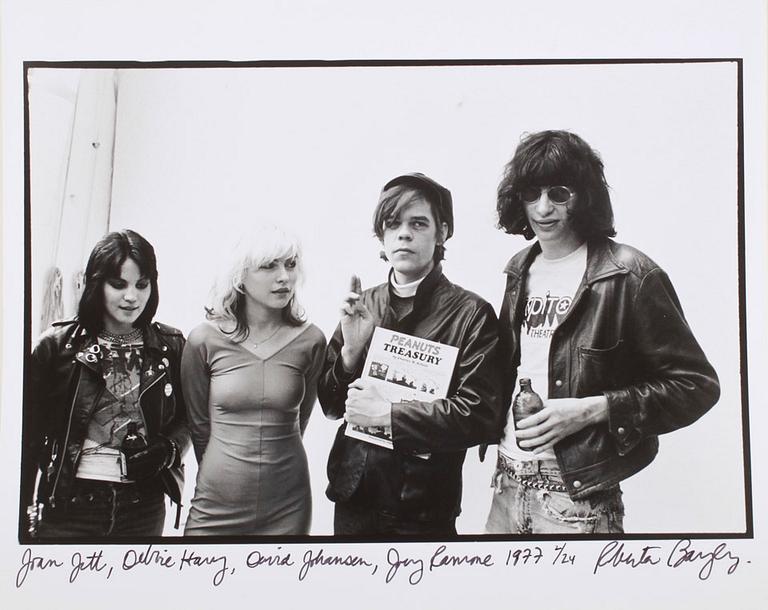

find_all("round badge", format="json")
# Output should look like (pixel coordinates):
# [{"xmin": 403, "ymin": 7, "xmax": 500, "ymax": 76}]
[{"xmin": 164, "ymin": 383, "xmax": 173, "ymax": 397}]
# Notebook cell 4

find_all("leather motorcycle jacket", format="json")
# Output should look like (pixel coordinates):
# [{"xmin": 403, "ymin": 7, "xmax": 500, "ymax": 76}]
[
  {"xmin": 318, "ymin": 264, "xmax": 502, "ymax": 522},
  {"xmin": 22, "ymin": 319, "xmax": 190, "ymax": 516},
  {"xmin": 496, "ymin": 238, "xmax": 720, "ymax": 499}
]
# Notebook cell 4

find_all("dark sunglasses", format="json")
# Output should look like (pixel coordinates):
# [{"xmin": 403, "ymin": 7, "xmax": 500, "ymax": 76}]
[{"xmin": 518, "ymin": 185, "xmax": 576, "ymax": 206}]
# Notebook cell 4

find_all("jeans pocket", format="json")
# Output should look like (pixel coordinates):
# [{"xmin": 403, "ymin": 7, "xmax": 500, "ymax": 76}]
[
  {"xmin": 541, "ymin": 487, "xmax": 624, "ymax": 534},
  {"xmin": 540, "ymin": 490, "xmax": 601, "ymax": 533}
]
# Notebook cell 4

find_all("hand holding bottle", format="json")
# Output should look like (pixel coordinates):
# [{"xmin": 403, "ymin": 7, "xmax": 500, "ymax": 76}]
[{"xmin": 515, "ymin": 392, "xmax": 610, "ymax": 454}]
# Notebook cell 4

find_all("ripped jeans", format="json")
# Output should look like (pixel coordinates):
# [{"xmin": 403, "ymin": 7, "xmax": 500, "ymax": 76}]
[{"xmin": 484, "ymin": 455, "xmax": 624, "ymax": 535}]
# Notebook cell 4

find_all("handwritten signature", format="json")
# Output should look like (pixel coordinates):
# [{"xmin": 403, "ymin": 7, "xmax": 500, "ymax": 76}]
[
  {"xmin": 16, "ymin": 548, "xmax": 63, "ymax": 588},
  {"xmin": 594, "ymin": 539, "xmax": 740, "ymax": 580},
  {"xmin": 386, "ymin": 545, "xmax": 494, "ymax": 585},
  {"xmin": 298, "ymin": 548, "xmax": 375, "ymax": 581}
]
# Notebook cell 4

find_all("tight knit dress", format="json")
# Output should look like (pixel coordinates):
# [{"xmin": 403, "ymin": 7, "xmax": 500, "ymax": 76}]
[{"xmin": 181, "ymin": 321, "xmax": 326, "ymax": 535}]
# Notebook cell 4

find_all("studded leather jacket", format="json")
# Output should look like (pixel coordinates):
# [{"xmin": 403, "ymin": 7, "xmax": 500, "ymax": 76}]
[
  {"xmin": 22, "ymin": 319, "xmax": 190, "ymax": 513},
  {"xmin": 318, "ymin": 264, "xmax": 502, "ymax": 522},
  {"xmin": 495, "ymin": 238, "xmax": 720, "ymax": 499}
]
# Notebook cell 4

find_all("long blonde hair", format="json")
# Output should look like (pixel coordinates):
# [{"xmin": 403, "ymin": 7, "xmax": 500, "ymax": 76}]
[{"xmin": 206, "ymin": 223, "xmax": 305, "ymax": 342}]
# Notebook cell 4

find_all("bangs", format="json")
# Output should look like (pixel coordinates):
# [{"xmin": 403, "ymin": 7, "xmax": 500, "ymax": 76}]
[
  {"xmin": 383, "ymin": 189, "xmax": 424, "ymax": 224},
  {"xmin": 231, "ymin": 223, "xmax": 303, "ymax": 272},
  {"xmin": 100, "ymin": 251, "xmax": 128, "ymax": 278},
  {"xmin": 516, "ymin": 140, "xmax": 581, "ymax": 187},
  {"xmin": 244, "ymin": 241, "xmax": 301, "ymax": 269},
  {"xmin": 375, "ymin": 185, "xmax": 436, "ymax": 236}
]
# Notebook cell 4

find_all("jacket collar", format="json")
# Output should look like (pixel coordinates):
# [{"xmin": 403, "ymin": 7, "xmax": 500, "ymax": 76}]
[
  {"xmin": 503, "ymin": 238, "xmax": 629, "ymax": 285},
  {"xmin": 141, "ymin": 323, "xmax": 166, "ymax": 355},
  {"xmin": 72, "ymin": 322, "xmax": 165, "ymax": 373},
  {"xmin": 387, "ymin": 262, "xmax": 446, "ymax": 309}
]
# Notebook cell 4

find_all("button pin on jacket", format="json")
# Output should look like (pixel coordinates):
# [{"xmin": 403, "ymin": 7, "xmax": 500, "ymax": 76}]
[{"xmin": 164, "ymin": 383, "xmax": 173, "ymax": 397}]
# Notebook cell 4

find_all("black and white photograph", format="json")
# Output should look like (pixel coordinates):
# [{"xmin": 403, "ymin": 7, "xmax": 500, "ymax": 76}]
[{"xmin": 2, "ymin": 1, "xmax": 767, "ymax": 608}]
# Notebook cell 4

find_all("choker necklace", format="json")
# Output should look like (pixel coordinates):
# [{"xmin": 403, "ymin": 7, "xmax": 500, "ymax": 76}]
[
  {"xmin": 99, "ymin": 327, "xmax": 144, "ymax": 345},
  {"xmin": 247, "ymin": 325, "xmax": 282, "ymax": 348}
]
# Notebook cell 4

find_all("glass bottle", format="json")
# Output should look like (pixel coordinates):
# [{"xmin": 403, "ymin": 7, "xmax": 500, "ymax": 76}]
[{"xmin": 512, "ymin": 378, "xmax": 544, "ymax": 427}]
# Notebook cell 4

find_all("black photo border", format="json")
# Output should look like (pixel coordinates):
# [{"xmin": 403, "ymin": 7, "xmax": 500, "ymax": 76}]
[{"xmin": 20, "ymin": 57, "xmax": 750, "ymax": 545}]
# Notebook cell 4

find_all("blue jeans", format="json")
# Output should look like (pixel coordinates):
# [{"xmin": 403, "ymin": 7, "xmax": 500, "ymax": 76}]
[
  {"xmin": 37, "ymin": 479, "xmax": 166, "ymax": 538},
  {"xmin": 334, "ymin": 502, "xmax": 457, "ymax": 537},
  {"xmin": 485, "ymin": 456, "xmax": 624, "ymax": 535}
]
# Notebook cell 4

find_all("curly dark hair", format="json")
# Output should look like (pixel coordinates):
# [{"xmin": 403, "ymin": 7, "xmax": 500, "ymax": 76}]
[
  {"xmin": 497, "ymin": 130, "xmax": 616, "ymax": 240},
  {"xmin": 77, "ymin": 229, "xmax": 160, "ymax": 334}
]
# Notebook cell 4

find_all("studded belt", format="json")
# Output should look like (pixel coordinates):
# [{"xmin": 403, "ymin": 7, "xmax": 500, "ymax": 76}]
[{"xmin": 497, "ymin": 454, "xmax": 569, "ymax": 493}]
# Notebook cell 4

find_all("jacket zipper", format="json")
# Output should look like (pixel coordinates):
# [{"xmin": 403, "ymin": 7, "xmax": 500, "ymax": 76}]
[
  {"xmin": 137, "ymin": 370, "xmax": 166, "ymax": 437},
  {"xmin": 49, "ymin": 353, "xmax": 167, "ymax": 505},
  {"xmin": 48, "ymin": 375, "xmax": 82, "ymax": 507},
  {"xmin": 49, "ymin": 368, "xmax": 107, "ymax": 506}
]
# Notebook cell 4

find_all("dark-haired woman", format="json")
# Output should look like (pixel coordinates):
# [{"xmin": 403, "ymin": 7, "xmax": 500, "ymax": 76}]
[
  {"xmin": 182, "ymin": 224, "xmax": 326, "ymax": 536},
  {"xmin": 23, "ymin": 229, "xmax": 189, "ymax": 538}
]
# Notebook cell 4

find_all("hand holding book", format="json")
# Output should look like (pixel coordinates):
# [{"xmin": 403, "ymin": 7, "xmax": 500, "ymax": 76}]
[
  {"xmin": 344, "ymin": 327, "xmax": 458, "ymax": 455},
  {"xmin": 344, "ymin": 377, "xmax": 392, "ymax": 428}
]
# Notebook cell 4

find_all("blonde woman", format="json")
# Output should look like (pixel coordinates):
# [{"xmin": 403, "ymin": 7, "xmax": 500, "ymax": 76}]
[{"xmin": 182, "ymin": 225, "xmax": 326, "ymax": 535}]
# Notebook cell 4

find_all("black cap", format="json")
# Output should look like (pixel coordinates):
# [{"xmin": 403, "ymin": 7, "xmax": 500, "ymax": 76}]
[{"xmin": 382, "ymin": 172, "xmax": 454, "ymax": 239}]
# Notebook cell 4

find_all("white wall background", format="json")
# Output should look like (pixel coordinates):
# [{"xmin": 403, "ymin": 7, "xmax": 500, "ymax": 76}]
[{"xmin": 29, "ymin": 61, "xmax": 743, "ymax": 535}]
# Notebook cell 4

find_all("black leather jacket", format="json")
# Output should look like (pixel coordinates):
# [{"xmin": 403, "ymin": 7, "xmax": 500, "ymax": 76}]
[
  {"xmin": 497, "ymin": 238, "xmax": 720, "ymax": 499},
  {"xmin": 22, "ymin": 320, "xmax": 190, "ymax": 511},
  {"xmin": 318, "ymin": 264, "xmax": 502, "ymax": 522}
]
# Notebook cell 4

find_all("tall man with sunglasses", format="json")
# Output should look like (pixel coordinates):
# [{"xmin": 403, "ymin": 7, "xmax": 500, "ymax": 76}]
[{"xmin": 485, "ymin": 130, "xmax": 720, "ymax": 534}]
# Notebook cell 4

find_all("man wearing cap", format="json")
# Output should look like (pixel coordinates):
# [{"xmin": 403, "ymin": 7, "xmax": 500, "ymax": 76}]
[
  {"xmin": 485, "ymin": 130, "xmax": 720, "ymax": 533},
  {"xmin": 318, "ymin": 173, "xmax": 501, "ymax": 536}
]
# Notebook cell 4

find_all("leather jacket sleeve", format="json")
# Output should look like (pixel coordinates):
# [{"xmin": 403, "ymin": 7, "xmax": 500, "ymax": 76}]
[
  {"xmin": 317, "ymin": 322, "xmax": 363, "ymax": 421},
  {"xmin": 22, "ymin": 330, "xmax": 58, "ymax": 507},
  {"xmin": 604, "ymin": 267, "xmax": 720, "ymax": 455},
  {"xmin": 391, "ymin": 302, "xmax": 502, "ymax": 453}
]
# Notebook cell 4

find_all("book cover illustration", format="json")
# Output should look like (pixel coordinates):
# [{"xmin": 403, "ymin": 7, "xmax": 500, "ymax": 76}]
[{"xmin": 345, "ymin": 327, "xmax": 459, "ymax": 452}]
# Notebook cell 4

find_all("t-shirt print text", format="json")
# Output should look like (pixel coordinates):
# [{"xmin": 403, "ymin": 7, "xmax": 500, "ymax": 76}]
[{"xmin": 523, "ymin": 293, "xmax": 573, "ymax": 339}]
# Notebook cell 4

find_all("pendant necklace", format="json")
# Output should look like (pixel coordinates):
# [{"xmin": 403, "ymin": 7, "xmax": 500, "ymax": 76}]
[{"xmin": 247, "ymin": 325, "xmax": 281, "ymax": 348}]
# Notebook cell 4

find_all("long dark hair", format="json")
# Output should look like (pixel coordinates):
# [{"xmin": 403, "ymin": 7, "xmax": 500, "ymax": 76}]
[
  {"xmin": 497, "ymin": 130, "xmax": 616, "ymax": 240},
  {"xmin": 77, "ymin": 229, "xmax": 159, "ymax": 334}
]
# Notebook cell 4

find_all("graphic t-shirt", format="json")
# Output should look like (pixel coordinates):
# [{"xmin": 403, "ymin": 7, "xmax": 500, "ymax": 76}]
[
  {"xmin": 76, "ymin": 338, "xmax": 147, "ymax": 482},
  {"xmin": 499, "ymin": 243, "xmax": 587, "ymax": 461}
]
